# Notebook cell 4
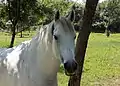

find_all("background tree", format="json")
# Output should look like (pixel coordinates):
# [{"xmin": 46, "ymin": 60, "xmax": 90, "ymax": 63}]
[
  {"xmin": 0, "ymin": 2, "xmax": 7, "ymax": 31},
  {"xmin": 73, "ymin": 4, "xmax": 84, "ymax": 31},
  {"xmin": 104, "ymin": 0, "xmax": 120, "ymax": 32},
  {"xmin": 68, "ymin": 0, "xmax": 99, "ymax": 86},
  {"xmin": 37, "ymin": 0, "xmax": 73, "ymax": 25},
  {"xmin": 6, "ymin": 0, "xmax": 38, "ymax": 47},
  {"xmin": 92, "ymin": 0, "xmax": 120, "ymax": 33},
  {"xmin": 7, "ymin": 0, "xmax": 20, "ymax": 48}
]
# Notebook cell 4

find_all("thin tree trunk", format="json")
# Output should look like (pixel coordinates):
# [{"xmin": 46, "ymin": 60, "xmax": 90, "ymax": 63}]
[
  {"xmin": 17, "ymin": 25, "xmax": 19, "ymax": 32},
  {"xmin": 29, "ymin": 28, "xmax": 31, "ymax": 33},
  {"xmin": 20, "ymin": 31, "xmax": 23, "ymax": 38},
  {"xmin": 8, "ymin": 0, "xmax": 20, "ymax": 48},
  {"xmin": 68, "ymin": 0, "xmax": 99, "ymax": 86},
  {"xmin": 9, "ymin": 25, "xmax": 16, "ymax": 48}
]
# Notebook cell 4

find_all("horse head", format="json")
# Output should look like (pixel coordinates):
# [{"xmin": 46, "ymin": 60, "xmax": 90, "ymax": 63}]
[{"xmin": 51, "ymin": 10, "xmax": 77, "ymax": 76}]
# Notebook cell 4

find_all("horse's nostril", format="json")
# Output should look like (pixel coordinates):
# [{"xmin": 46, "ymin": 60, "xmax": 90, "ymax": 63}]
[
  {"xmin": 64, "ymin": 62, "xmax": 70, "ymax": 72},
  {"xmin": 64, "ymin": 61, "xmax": 77, "ymax": 73}
]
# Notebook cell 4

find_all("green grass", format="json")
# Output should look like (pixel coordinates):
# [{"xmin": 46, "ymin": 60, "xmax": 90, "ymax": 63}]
[
  {"xmin": 0, "ymin": 31, "xmax": 35, "ymax": 47},
  {"xmin": 1, "ymin": 32, "xmax": 120, "ymax": 86},
  {"xmin": 81, "ymin": 33, "xmax": 120, "ymax": 86}
]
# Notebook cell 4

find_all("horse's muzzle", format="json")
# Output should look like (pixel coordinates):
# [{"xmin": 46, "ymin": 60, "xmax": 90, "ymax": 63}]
[{"xmin": 64, "ymin": 60, "xmax": 77, "ymax": 76}]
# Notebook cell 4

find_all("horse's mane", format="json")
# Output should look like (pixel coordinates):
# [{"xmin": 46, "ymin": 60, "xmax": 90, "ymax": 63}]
[{"xmin": 29, "ymin": 21, "xmax": 54, "ymax": 48}]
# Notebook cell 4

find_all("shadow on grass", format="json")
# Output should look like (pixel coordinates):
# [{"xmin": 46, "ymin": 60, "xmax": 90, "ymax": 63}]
[
  {"xmin": 16, "ymin": 36, "xmax": 31, "ymax": 38},
  {"xmin": 59, "ymin": 65, "xmax": 65, "ymax": 74}
]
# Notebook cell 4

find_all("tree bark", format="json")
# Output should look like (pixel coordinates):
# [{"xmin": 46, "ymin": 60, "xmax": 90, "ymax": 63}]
[
  {"xmin": 9, "ymin": 25, "xmax": 16, "ymax": 48},
  {"xmin": 29, "ymin": 28, "xmax": 31, "ymax": 33},
  {"xmin": 20, "ymin": 31, "xmax": 23, "ymax": 38},
  {"xmin": 68, "ymin": 0, "xmax": 99, "ymax": 86}
]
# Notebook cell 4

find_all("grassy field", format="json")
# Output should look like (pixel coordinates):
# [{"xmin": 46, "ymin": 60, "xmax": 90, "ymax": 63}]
[{"xmin": 1, "ymin": 32, "xmax": 120, "ymax": 86}]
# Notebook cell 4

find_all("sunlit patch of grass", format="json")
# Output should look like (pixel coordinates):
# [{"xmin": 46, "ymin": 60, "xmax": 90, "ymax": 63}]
[{"xmin": 58, "ymin": 72, "xmax": 69, "ymax": 86}]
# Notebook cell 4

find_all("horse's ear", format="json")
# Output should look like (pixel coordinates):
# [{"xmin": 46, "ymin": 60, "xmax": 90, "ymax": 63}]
[
  {"xmin": 67, "ymin": 10, "xmax": 75, "ymax": 22},
  {"xmin": 55, "ymin": 10, "xmax": 60, "ymax": 21}
]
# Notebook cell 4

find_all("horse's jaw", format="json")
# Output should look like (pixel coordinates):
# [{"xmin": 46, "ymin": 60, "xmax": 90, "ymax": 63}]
[{"xmin": 37, "ymin": 54, "xmax": 60, "ymax": 75}]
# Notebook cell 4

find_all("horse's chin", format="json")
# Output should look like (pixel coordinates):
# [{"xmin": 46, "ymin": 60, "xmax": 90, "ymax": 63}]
[{"xmin": 65, "ymin": 70, "xmax": 75, "ymax": 76}]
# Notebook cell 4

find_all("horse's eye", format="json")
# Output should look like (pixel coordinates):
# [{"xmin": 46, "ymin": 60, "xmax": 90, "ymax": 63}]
[
  {"xmin": 54, "ymin": 35, "xmax": 58, "ymax": 40},
  {"xmin": 74, "ymin": 36, "xmax": 76, "ymax": 39}
]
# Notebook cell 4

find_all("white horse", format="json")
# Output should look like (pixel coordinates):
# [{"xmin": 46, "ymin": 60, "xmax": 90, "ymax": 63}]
[{"xmin": 0, "ymin": 10, "xmax": 77, "ymax": 86}]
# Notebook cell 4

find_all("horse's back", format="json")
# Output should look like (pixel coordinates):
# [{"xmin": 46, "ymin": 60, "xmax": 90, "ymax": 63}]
[
  {"xmin": 0, "ymin": 48, "xmax": 14, "ymax": 61},
  {"xmin": 0, "ymin": 47, "xmax": 21, "ymax": 86},
  {"xmin": 0, "ymin": 40, "xmax": 31, "ymax": 86},
  {"xmin": 0, "ymin": 48, "xmax": 14, "ymax": 86}
]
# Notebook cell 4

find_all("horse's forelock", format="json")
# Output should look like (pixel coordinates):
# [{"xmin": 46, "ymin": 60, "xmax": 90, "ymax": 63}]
[{"xmin": 54, "ymin": 17, "xmax": 74, "ymax": 33}]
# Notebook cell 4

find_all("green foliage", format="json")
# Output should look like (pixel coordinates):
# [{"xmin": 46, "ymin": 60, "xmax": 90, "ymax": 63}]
[
  {"xmin": 73, "ymin": 4, "xmax": 84, "ymax": 24},
  {"xmin": 19, "ymin": 0, "xmax": 38, "ymax": 25},
  {"xmin": 105, "ymin": 0, "xmax": 120, "ymax": 23},
  {"xmin": 0, "ymin": 0, "xmax": 75, "ymax": 31},
  {"xmin": 37, "ymin": 0, "xmax": 73, "ymax": 25},
  {"xmin": 0, "ymin": 3, "xmax": 7, "ymax": 30},
  {"xmin": 0, "ymin": 0, "xmax": 38, "ymax": 32}
]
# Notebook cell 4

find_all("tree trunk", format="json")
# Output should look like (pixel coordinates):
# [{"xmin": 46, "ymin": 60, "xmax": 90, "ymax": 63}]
[
  {"xmin": 20, "ymin": 31, "xmax": 23, "ymax": 38},
  {"xmin": 68, "ymin": 0, "xmax": 99, "ymax": 86},
  {"xmin": 8, "ymin": 0, "xmax": 20, "ymax": 48},
  {"xmin": 17, "ymin": 25, "xmax": 19, "ymax": 32},
  {"xmin": 9, "ymin": 25, "xmax": 16, "ymax": 48},
  {"xmin": 29, "ymin": 28, "xmax": 31, "ymax": 33}
]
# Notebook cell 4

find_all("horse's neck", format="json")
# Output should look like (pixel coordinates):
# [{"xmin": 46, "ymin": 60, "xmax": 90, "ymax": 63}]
[
  {"xmin": 29, "ymin": 25, "xmax": 60, "ymax": 72},
  {"xmin": 23, "ymin": 27, "xmax": 60, "ymax": 86}
]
